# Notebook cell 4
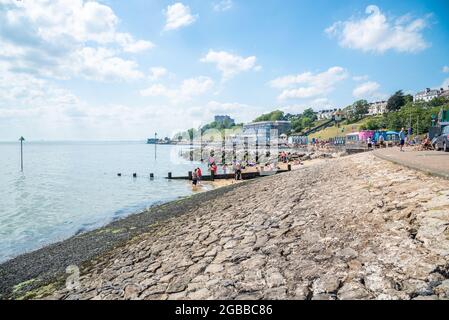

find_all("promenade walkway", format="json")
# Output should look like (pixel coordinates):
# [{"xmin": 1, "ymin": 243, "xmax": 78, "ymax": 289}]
[{"xmin": 374, "ymin": 148, "xmax": 449, "ymax": 179}]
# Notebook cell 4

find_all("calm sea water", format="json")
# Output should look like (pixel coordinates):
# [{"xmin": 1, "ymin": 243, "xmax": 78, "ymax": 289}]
[{"xmin": 0, "ymin": 142, "xmax": 209, "ymax": 263}]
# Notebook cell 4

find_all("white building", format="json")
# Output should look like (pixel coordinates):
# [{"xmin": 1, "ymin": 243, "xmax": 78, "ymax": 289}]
[
  {"xmin": 440, "ymin": 87, "xmax": 449, "ymax": 99},
  {"xmin": 414, "ymin": 87, "xmax": 448, "ymax": 102},
  {"xmin": 368, "ymin": 101, "xmax": 387, "ymax": 115},
  {"xmin": 317, "ymin": 108, "xmax": 337, "ymax": 120}
]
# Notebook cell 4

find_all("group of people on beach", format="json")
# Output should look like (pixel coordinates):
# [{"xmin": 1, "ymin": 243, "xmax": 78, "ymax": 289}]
[
  {"xmin": 397, "ymin": 128, "xmax": 436, "ymax": 152},
  {"xmin": 279, "ymin": 151, "xmax": 290, "ymax": 163},
  {"xmin": 192, "ymin": 159, "xmax": 245, "ymax": 188}
]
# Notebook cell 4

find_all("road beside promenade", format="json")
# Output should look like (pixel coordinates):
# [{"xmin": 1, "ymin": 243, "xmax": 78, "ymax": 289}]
[{"xmin": 374, "ymin": 148, "xmax": 449, "ymax": 179}]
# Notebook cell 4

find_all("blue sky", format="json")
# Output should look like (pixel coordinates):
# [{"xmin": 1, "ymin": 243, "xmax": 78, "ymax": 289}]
[{"xmin": 0, "ymin": 0, "xmax": 448, "ymax": 140}]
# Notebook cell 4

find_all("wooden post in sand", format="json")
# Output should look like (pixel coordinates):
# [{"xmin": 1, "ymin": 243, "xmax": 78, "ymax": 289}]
[
  {"xmin": 288, "ymin": 164, "xmax": 292, "ymax": 171},
  {"xmin": 188, "ymin": 171, "xmax": 192, "ymax": 180},
  {"xmin": 168, "ymin": 172, "xmax": 172, "ymax": 179}
]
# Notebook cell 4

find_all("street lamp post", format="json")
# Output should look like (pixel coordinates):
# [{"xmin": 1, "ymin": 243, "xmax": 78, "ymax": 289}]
[{"xmin": 19, "ymin": 136, "xmax": 25, "ymax": 172}]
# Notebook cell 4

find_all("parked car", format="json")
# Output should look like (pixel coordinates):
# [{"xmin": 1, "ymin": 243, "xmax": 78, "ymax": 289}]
[{"xmin": 433, "ymin": 125, "xmax": 449, "ymax": 152}]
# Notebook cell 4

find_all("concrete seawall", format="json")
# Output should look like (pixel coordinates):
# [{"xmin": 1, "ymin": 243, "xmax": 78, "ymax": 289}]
[
  {"xmin": 3, "ymin": 152, "xmax": 449, "ymax": 300},
  {"xmin": 0, "ymin": 180, "xmax": 255, "ymax": 299}
]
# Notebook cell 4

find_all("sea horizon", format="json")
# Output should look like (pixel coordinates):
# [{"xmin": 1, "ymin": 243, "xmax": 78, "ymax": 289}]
[{"xmin": 0, "ymin": 139, "xmax": 149, "ymax": 143}]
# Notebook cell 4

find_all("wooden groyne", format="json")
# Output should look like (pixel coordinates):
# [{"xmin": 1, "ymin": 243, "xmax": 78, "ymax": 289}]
[{"xmin": 166, "ymin": 165, "xmax": 291, "ymax": 181}]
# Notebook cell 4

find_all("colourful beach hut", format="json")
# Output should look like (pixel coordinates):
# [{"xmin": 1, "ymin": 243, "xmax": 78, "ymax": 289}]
[
  {"xmin": 345, "ymin": 132, "xmax": 360, "ymax": 146},
  {"xmin": 385, "ymin": 131, "xmax": 400, "ymax": 142},
  {"xmin": 359, "ymin": 130, "xmax": 375, "ymax": 142}
]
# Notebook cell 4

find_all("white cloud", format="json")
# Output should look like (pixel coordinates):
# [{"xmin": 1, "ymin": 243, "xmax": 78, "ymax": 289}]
[
  {"xmin": 0, "ymin": 63, "xmax": 79, "ymax": 111},
  {"xmin": 353, "ymin": 75, "xmax": 369, "ymax": 82},
  {"xmin": 442, "ymin": 78, "xmax": 449, "ymax": 89},
  {"xmin": 201, "ymin": 50, "xmax": 260, "ymax": 80},
  {"xmin": 1, "ymin": 0, "xmax": 153, "ymax": 50},
  {"xmin": 269, "ymin": 66, "xmax": 348, "ymax": 100},
  {"xmin": 277, "ymin": 88, "xmax": 319, "ymax": 100},
  {"xmin": 352, "ymin": 81, "xmax": 380, "ymax": 98},
  {"xmin": 0, "ymin": 62, "xmax": 185, "ymax": 140},
  {"xmin": 180, "ymin": 76, "xmax": 214, "ymax": 96},
  {"xmin": 140, "ymin": 84, "xmax": 175, "ymax": 99},
  {"xmin": 72, "ymin": 47, "xmax": 144, "ymax": 81},
  {"xmin": 443, "ymin": 66, "xmax": 449, "ymax": 73},
  {"xmin": 207, "ymin": 101, "xmax": 248, "ymax": 113},
  {"xmin": 149, "ymin": 67, "xmax": 168, "ymax": 81},
  {"xmin": 213, "ymin": 0, "xmax": 233, "ymax": 12},
  {"xmin": 116, "ymin": 34, "xmax": 154, "ymax": 53},
  {"xmin": 0, "ymin": 62, "xmax": 88, "ymax": 139},
  {"xmin": 280, "ymin": 99, "xmax": 334, "ymax": 114},
  {"xmin": 0, "ymin": 0, "xmax": 151, "ymax": 81},
  {"xmin": 310, "ymin": 98, "xmax": 333, "ymax": 107},
  {"xmin": 140, "ymin": 76, "xmax": 214, "ymax": 103},
  {"xmin": 164, "ymin": 3, "xmax": 198, "ymax": 31},
  {"xmin": 326, "ymin": 5, "xmax": 429, "ymax": 53},
  {"xmin": 185, "ymin": 101, "xmax": 260, "ymax": 124}
]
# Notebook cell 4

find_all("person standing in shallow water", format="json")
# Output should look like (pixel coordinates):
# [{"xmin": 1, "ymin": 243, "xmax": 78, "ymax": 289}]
[
  {"xmin": 196, "ymin": 167, "xmax": 202, "ymax": 184},
  {"xmin": 210, "ymin": 163, "xmax": 218, "ymax": 178},
  {"xmin": 233, "ymin": 162, "xmax": 242, "ymax": 180},
  {"xmin": 192, "ymin": 169, "xmax": 198, "ymax": 189}
]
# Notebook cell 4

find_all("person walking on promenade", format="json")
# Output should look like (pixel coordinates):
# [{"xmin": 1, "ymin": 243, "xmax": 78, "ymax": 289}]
[
  {"xmin": 196, "ymin": 167, "xmax": 202, "ymax": 184},
  {"xmin": 367, "ymin": 137, "xmax": 372, "ymax": 149},
  {"xmin": 378, "ymin": 134, "xmax": 385, "ymax": 148},
  {"xmin": 222, "ymin": 164, "xmax": 228, "ymax": 175},
  {"xmin": 399, "ymin": 128, "xmax": 406, "ymax": 152}
]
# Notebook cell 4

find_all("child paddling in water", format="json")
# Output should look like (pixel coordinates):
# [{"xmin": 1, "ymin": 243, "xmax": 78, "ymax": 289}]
[{"xmin": 196, "ymin": 167, "xmax": 202, "ymax": 184}]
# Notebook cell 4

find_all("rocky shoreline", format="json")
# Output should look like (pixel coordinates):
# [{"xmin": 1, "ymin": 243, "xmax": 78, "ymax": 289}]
[
  {"xmin": 0, "ymin": 180, "xmax": 254, "ymax": 299},
  {"xmin": 3, "ymin": 151, "xmax": 449, "ymax": 300}
]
